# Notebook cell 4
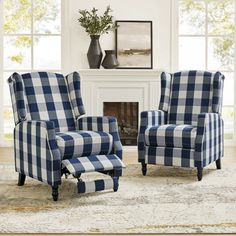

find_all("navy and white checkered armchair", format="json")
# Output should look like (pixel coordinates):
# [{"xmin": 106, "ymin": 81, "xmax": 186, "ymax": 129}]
[
  {"xmin": 8, "ymin": 71, "xmax": 124, "ymax": 201},
  {"xmin": 138, "ymin": 71, "xmax": 224, "ymax": 180}
]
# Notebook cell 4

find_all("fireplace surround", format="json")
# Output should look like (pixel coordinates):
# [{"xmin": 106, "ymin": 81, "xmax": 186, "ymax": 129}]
[{"xmin": 79, "ymin": 69, "xmax": 161, "ymax": 146}]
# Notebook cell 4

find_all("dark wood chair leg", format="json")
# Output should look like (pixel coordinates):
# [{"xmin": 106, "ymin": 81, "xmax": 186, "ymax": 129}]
[
  {"xmin": 52, "ymin": 186, "xmax": 59, "ymax": 201},
  {"xmin": 109, "ymin": 169, "xmax": 120, "ymax": 192},
  {"xmin": 17, "ymin": 173, "xmax": 26, "ymax": 186},
  {"xmin": 113, "ymin": 176, "xmax": 119, "ymax": 192},
  {"xmin": 197, "ymin": 167, "xmax": 203, "ymax": 181},
  {"xmin": 216, "ymin": 158, "xmax": 221, "ymax": 169},
  {"xmin": 142, "ymin": 162, "xmax": 147, "ymax": 176}
]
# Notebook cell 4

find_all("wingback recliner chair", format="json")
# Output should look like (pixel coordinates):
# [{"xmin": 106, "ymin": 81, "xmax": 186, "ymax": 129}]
[
  {"xmin": 8, "ymin": 71, "xmax": 124, "ymax": 201},
  {"xmin": 138, "ymin": 70, "xmax": 224, "ymax": 180}
]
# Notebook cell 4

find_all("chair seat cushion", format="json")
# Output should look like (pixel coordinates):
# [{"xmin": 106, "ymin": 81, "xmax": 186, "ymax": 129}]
[
  {"xmin": 145, "ymin": 124, "xmax": 197, "ymax": 149},
  {"xmin": 56, "ymin": 131, "xmax": 113, "ymax": 159}
]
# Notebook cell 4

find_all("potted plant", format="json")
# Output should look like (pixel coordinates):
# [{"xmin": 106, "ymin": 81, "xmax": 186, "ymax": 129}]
[{"xmin": 78, "ymin": 6, "xmax": 117, "ymax": 69}]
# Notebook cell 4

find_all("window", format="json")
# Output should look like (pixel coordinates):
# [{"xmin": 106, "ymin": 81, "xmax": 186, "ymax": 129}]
[
  {"xmin": 178, "ymin": 0, "xmax": 235, "ymax": 143},
  {"xmin": 0, "ymin": 0, "xmax": 61, "ymax": 146}
]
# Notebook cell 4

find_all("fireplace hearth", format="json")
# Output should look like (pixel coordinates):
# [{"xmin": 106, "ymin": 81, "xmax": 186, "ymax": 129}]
[{"xmin": 103, "ymin": 102, "xmax": 138, "ymax": 145}]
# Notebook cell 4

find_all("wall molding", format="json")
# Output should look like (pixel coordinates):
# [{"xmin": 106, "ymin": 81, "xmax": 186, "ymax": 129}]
[{"xmin": 79, "ymin": 69, "xmax": 161, "ymax": 117}]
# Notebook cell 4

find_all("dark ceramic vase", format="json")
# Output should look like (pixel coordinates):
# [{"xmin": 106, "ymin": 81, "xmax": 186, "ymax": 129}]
[
  {"xmin": 102, "ymin": 50, "xmax": 119, "ymax": 69},
  {"xmin": 87, "ymin": 35, "xmax": 103, "ymax": 69}
]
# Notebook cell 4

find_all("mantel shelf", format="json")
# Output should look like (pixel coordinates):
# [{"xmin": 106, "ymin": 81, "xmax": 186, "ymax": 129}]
[{"xmin": 78, "ymin": 68, "xmax": 162, "ymax": 77}]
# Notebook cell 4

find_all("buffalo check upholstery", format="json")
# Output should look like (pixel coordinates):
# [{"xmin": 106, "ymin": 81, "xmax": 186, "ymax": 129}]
[
  {"xmin": 14, "ymin": 120, "xmax": 61, "ymax": 186},
  {"xmin": 138, "ymin": 70, "xmax": 224, "ymax": 178},
  {"xmin": 77, "ymin": 178, "xmax": 118, "ymax": 194},
  {"xmin": 145, "ymin": 124, "xmax": 197, "ymax": 149},
  {"xmin": 8, "ymin": 71, "xmax": 124, "ymax": 199},
  {"xmin": 77, "ymin": 116, "xmax": 123, "ymax": 159},
  {"xmin": 56, "ymin": 131, "xmax": 113, "ymax": 159},
  {"xmin": 21, "ymin": 72, "xmax": 76, "ymax": 132},
  {"xmin": 61, "ymin": 154, "xmax": 125, "ymax": 175}
]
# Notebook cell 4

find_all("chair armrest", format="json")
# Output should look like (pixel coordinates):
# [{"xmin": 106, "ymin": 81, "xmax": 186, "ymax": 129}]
[
  {"xmin": 195, "ymin": 113, "xmax": 224, "ymax": 167},
  {"xmin": 77, "ymin": 116, "xmax": 123, "ymax": 159},
  {"xmin": 14, "ymin": 120, "xmax": 61, "ymax": 186},
  {"xmin": 138, "ymin": 110, "xmax": 166, "ymax": 162}
]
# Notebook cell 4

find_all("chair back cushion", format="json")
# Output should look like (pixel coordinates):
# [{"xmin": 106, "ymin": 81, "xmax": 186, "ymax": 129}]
[
  {"xmin": 9, "ymin": 71, "xmax": 85, "ymax": 132},
  {"xmin": 22, "ymin": 72, "xmax": 77, "ymax": 132},
  {"xmin": 163, "ymin": 71, "xmax": 224, "ymax": 126}
]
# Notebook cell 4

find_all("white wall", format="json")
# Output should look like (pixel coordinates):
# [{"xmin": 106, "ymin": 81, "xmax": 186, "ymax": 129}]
[{"xmin": 65, "ymin": 0, "xmax": 172, "ymax": 72}]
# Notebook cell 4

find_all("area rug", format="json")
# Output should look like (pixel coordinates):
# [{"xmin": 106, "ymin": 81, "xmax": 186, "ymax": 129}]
[{"xmin": 0, "ymin": 162, "xmax": 236, "ymax": 233}]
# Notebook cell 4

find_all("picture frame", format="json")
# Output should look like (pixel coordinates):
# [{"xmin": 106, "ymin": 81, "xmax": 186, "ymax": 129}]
[{"xmin": 115, "ymin": 20, "xmax": 153, "ymax": 69}]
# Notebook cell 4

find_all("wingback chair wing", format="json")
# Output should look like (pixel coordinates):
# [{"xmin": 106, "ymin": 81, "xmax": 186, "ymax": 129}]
[
  {"xmin": 138, "ymin": 70, "xmax": 224, "ymax": 180},
  {"xmin": 8, "ymin": 71, "xmax": 124, "ymax": 200}
]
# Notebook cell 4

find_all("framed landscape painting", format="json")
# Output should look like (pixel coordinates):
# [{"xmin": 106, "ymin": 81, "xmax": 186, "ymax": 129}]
[{"xmin": 115, "ymin": 21, "xmax": 153, "ymax": 69}]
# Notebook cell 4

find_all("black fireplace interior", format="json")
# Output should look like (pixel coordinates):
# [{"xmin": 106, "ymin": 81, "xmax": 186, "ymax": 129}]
[{"xmin": 103, "ymin": 102, "xmax": 138, "ymax": 145}]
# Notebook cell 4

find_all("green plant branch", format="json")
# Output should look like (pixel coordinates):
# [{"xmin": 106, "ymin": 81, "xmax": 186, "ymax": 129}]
[{"xmin": 78, "ymin": 6, "xmax": 117, "ymax": 36}]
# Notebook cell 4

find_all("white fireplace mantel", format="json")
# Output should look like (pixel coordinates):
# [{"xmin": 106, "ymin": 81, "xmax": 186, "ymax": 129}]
[{"xmin": 79, "ymin": 69, "xmax": 161, "ymax": 116}]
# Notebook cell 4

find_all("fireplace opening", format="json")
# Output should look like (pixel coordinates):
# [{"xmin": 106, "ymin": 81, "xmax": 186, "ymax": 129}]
[{"xmin": 103, "ymin": 102, "xmax": 138, "ymax": 146}]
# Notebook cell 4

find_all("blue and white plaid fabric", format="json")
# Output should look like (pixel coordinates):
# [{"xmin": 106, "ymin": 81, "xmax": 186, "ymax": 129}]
[
  {"xmin": 62, "ymin": 154, "xmax": 124, "ymax": 194},
  {"xmin": 195, "ymin": 113, "xmax": 224, "ymax": 167},
  {"xmin": 168, "ymin": 71, "xmax": 224, "ymax": 126},
  {"xmin": 138, "ymin": 110, "xmax": 166, "ymax": 162},
  {"xmin": 65, "ymin": 71, "xmax": 85, "ymax": 118},
  {"xmin": 8, "ymin": 73, "xmax": 28, "ymax": 124},
  {"xmin": 212, "ymin": 72, "xmax": 224, "ymax": 113},
  {"xmin": 21, "ymin": 72, "xmax": 77, "ymax": 132},
  {"xmin": 145, "ymin": 124, "xmax": 197, "ymax": 149},
  {"xmin": 77, "ymin": 116, "xmax": 123, "ymax": 160},
  {"xmin": 9, "ymin": 71, "xmax": 123, "ymax": 190},
  {"xmin": 145, "ymin": 146, "xmax": 195, "ymax": 167},
  {"xmin": 56, "ymin": 131, "xmax": 113, "ymax": 159},
  {"xmin": 77, "ymin": 178, "xmax": 118, "ymax": 193},
  {"xmin": 62, "ymin": 154, "xmax": 125, "ymax": 175},
  {"xmin": 14, "ymin": 120, "xmax": 61, "ymax": 186},
  {"xmin": 138, "ymin": 70, "xmax": 224, "ymax": 168},
  {"xmin": 159, "ymin": 72, "xmax": 172, "ymax": 112}
]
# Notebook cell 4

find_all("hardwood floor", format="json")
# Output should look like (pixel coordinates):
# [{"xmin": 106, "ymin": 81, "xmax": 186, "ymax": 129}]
[
  {"xmin": 1, "ymin": 146, "xmax": 236, "ymax": 164},
  {"xmin": 0, "ymin": 147, "xmax": 139, "ymax": 164}
]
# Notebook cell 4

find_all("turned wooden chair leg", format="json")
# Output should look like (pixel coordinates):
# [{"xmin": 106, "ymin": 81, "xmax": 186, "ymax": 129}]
[
  {"xmin": 113, "ymin": 176, "xmax": 119, "ymax": 192},
  {"xmin": 18, "ymin": 173, "xmax": 26, "ymax": 186},
  {"xmin": 142, "ymin": 162, "xmax": 147, "ymax": 176},
  {"xmin": 52, "ymin": 186, "xmax": 59, "ymax": 201},
  {"xmin": 109, "ymin": 169, "xmax": 121, "ymax": 192},
  {"xmin": 216, "ymin": 158, "xmax": 221, "ymax": 169},
  {"xmin": 197, "ymin": 167, "xmax": 203, "ymax": 181}
]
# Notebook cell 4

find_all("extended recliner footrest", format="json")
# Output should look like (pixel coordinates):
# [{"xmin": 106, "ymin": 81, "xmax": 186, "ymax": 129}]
[
  {"xmin": 62, "ymin": 154, "xmax": 125, "ymax": 176},
  {"xmin": 61, "ymin": 154, "xmax": 125, "ymax": 193},
  {"xmin": 77, "ymin": 178, "xmax": 119, "ymax": 193}
]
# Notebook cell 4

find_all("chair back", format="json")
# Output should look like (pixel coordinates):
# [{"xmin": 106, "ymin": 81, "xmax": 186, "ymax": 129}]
[
  {"xmin": 8, "ymin": 71, "xmax": 85, "ymax": 132},
  {"xmin": 159, "ymin": 71, "xmax": 224, "ymax": 125}
]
